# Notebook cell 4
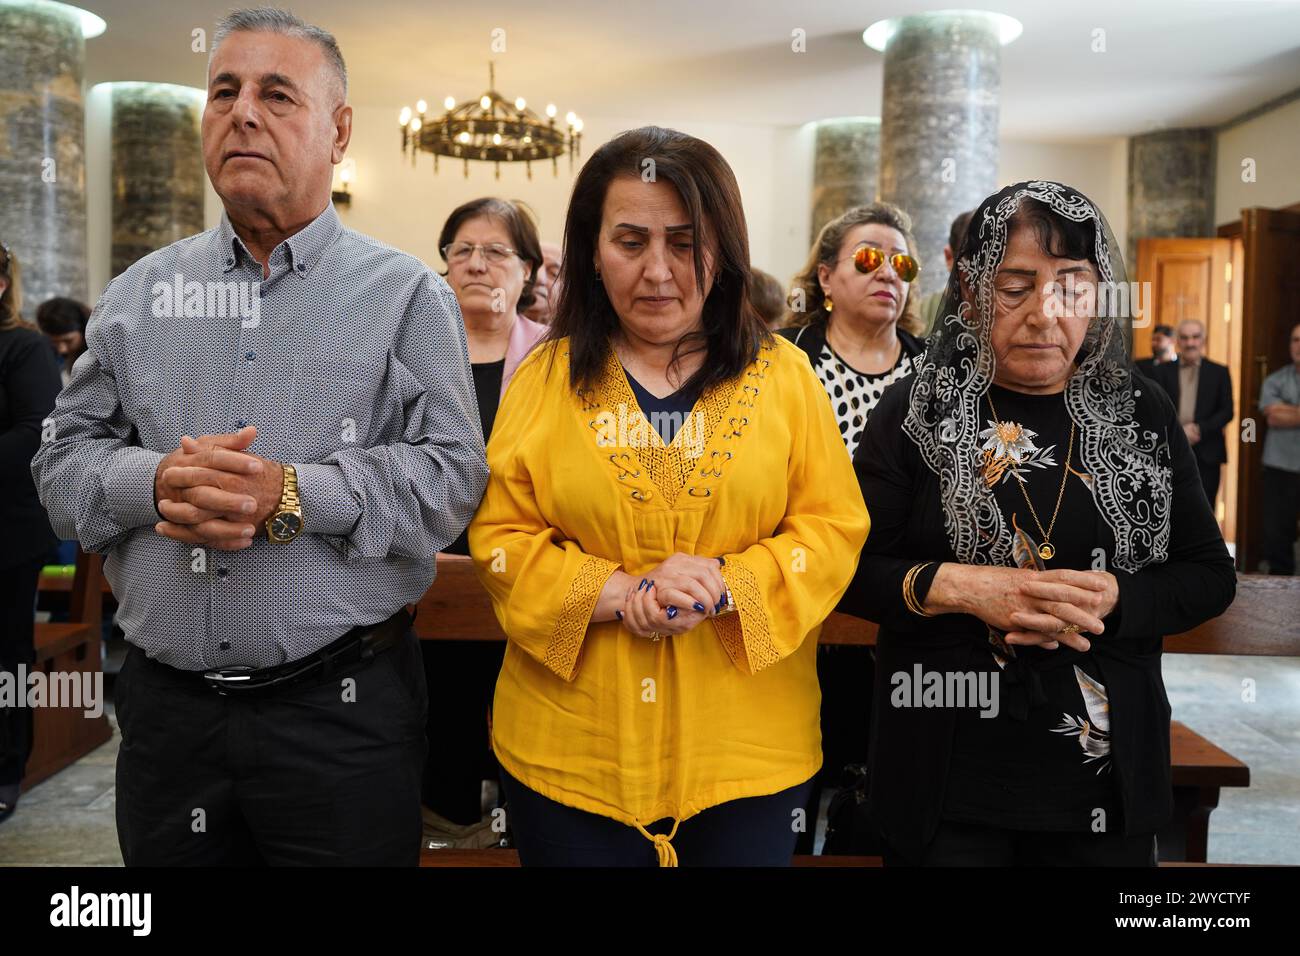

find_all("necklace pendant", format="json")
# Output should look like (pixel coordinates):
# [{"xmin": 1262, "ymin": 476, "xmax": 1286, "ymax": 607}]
[{"xmin": 1038, "ymin": 542, "xmax": 1055, "ymax": 560}]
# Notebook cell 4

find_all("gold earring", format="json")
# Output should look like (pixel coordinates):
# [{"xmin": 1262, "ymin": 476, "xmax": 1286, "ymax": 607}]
[{"xmin": 824, "ymin": 294, "xmax": 834, "ymax": 313}]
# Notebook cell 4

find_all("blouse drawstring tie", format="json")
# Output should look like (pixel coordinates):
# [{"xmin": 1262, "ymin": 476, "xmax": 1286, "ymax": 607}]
[{"xmin": 633, "ymin": 817, "xmax": 681, "ymax": 867}]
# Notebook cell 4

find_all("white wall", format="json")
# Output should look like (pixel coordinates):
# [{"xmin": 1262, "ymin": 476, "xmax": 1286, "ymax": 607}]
[
  {"xmin": 1215, "ymin": 95, "xmax": 1300, "ymax": 227},
  {"xmin": 998, "ymin": 138, "xmax": 1130, "ymax": 259}
]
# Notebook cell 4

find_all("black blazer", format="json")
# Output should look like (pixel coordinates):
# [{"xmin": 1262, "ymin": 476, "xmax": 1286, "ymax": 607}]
[
  {"xmin": 0, "ymin": 326, "xmax": 62, "ymax": 569},
  {"xmin": 1151, "ymin": 358, "xmax": 1234, "ymax": 465},
  {"xmin": 837, "ymin": 376, "xmax": 1236, "ymax": 861}
]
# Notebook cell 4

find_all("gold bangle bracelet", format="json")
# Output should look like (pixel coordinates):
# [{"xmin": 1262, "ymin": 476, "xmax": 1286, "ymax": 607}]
[{"xmin": 903, "ymin": 562, "xmax": 937, "ymax": 617}]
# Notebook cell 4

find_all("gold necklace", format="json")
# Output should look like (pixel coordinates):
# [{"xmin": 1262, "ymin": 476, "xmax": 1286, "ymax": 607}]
[{"xmin": 985, "ymin": 391, "xmax": 1075, "ymax": 561}]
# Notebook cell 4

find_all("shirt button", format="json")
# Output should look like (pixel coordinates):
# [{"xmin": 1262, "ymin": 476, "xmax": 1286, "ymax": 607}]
[
  {"xmin": 259, "ymin": 286, "xmax": 267, "ymax": 297},
  {"xmin": 296, "ymin": 263, "xmax": 306, "ymax": 273},
  {"xmin": 245, "ymin": 351, "xmax": 256, "ymax": 361},
  {"xmin": 216, "ymin": 568, "xmax": 229, "ymax": 579},
  {"xmin": 225, "ymin": 256, "xmax": 234, "ymax": 267},
  {"xmin": 235, "ymin": 419, "xmax": 246, "ymax": 428},
  {"xmin": 219, "ymin": 640, "xmax": 231, "ymax": 651}
]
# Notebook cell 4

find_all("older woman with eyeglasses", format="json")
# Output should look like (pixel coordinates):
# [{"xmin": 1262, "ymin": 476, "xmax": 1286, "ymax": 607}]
[
  {"xmin": 438, "ymin": 198, "xmax": 549, "ymax": 439},
  {"xmin": 424, "ymin": 198, "xmax": 548, "ymax": 845}
]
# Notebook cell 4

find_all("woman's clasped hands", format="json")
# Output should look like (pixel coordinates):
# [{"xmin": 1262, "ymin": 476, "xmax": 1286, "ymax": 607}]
[{"xmin": 617, "ymin": 552, "xmax": 728, "ymax": 640}]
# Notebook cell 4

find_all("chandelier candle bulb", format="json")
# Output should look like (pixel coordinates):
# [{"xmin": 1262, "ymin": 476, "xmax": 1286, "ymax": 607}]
[
  {"xmin": 444, "ymin": 96, "xmax": 455, "ymax": 109},
  {"xmin": 416, "ymin": 99, "xmax": 427, "ymax": 115}
]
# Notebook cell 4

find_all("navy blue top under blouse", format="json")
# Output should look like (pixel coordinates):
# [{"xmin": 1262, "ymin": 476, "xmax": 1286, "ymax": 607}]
[{"xmin": 623, "ymin": 368, "xmax": 700, "ymax": 446}]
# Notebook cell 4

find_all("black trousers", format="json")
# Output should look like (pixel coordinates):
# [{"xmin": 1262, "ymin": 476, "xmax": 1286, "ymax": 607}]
[
  {"xmin": 501, "ymin": 769, "xmax": 815, "ymax": 866},
  {"xmin": 1197, "ymin": 458, "xmax": 1222, "ymax": 508},
  {"xmin": 114, "ymin": 628, "xmax": 427, "ymax": 865},
  {"xmin": 1262, "ymin": 465, "xmax": 1300, "ymax": 575},
  {"xmin": 886, "ymin": 818, "xmax": 1157, "ymax": 866},
  {"xmin": 0, "ymin": 560, "xmax": 43, "ymax": 786}
]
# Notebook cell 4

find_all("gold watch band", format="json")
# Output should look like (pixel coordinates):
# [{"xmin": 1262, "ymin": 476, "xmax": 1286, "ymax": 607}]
[{"xmin": 280, "ymin": 463, "xmax": 300, "ymax": 512}]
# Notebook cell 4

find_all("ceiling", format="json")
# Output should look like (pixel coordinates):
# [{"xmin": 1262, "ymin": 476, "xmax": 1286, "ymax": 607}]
[{"xmin": 76, "ymin": 0, "xmax": 1300, "ymax": 140}]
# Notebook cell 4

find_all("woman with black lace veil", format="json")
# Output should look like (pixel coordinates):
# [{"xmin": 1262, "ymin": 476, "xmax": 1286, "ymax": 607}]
[{"xmin": 838, "ymin": 181, "xmax": 1236, "ymax": 866}]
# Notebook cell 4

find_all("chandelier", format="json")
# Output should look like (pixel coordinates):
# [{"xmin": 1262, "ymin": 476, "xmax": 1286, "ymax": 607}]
[{"xmin": 398, "ymin": 63, "xmax": 583, "ymax": 180}]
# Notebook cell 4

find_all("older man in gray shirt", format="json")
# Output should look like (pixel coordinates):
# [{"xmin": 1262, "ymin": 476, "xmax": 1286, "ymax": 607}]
[
  {"xmin": 1260, "ymin": 322, "xmax": 1300, "ymax": 575},
  {"xmin": 32, "ymin": 9, "xmax": 487, "ymax": 865}
]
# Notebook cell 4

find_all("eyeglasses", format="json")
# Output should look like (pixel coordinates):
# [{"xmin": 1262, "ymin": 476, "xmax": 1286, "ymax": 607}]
[
  {"xmin": 442, "ymin": 241, "xmax": 519, "ymax": 265},
  {"xmin": 847, "ymin": 244, "xmax": 919, "ymax": 283}
]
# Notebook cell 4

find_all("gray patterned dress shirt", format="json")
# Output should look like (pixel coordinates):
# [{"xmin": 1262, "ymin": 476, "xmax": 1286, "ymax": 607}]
[{"xmin": 32, "ymin": 203, "xmax": 488, "ymax": 670}]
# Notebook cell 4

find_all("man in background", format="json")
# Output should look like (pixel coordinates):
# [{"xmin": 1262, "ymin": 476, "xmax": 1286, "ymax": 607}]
[
  {"xmin": 1152, "ymin": 319, "xmax": 1234, "ymax": 506},
  {"xmin": 1135, "ymin": 323, "xmax": 1176, "ymax": 376},
  {"xmin": 1259, "ymin": 322, "xmax": 1300, "ymax": 574},
  {"xmin": 35, "ymin": 297, "xmax": 90, "ymax": 385},
  {"xmin": 918, "ymin": 209, "xmax": 973, "ymax": 337},
  {"xmin": 522, "ymin": 240, "xmax": 561, "ymax": 324}
]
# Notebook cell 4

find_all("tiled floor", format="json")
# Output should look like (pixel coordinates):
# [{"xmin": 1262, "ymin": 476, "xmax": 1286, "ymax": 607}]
[{"xmin": 2, "ymin": 654, "xmax": 1297, "ymax": 866}]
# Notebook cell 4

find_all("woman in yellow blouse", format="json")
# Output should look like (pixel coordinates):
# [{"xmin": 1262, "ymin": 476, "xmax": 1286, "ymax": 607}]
[{"xmin": 468, "ymin": 126, "xmax": 869, "ymax": 866}]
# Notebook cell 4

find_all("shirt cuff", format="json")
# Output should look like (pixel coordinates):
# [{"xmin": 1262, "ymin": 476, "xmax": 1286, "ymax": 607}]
[
  {"xmin": 102, "ymin": 447, "xmax": 166, "ymax": 529},
  {"xmin": 295, "ymin": 462, "xmax": 362, "ymax": 536}
]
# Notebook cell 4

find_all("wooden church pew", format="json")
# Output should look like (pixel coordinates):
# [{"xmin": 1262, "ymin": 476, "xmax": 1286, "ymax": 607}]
[{"xmin": 22, "ymin": 550, "xmax": 113, "ymax": 790}]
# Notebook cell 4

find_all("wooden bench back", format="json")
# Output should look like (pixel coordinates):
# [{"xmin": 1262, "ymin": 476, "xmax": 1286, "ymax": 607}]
[{"xmin": 418, "ymin": 555, "xmax": 1299, "ymax": 656}]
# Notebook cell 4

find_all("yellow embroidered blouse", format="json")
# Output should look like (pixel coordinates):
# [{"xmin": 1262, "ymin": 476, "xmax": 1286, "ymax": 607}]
[{"xmin": 468, "ymin": 335, "xmax": 869, "ymax": 858}]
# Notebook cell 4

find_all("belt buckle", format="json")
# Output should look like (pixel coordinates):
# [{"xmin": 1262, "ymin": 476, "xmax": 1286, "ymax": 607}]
[{"xmin": 203, "ymin": 665, "xmax": 256, "ymax": 695}]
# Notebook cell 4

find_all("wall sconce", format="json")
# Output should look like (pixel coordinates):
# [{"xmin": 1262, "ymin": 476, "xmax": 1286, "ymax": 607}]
[{"xmin": 332, "ymin": 158, "xmax": 356, "ymax": 206}]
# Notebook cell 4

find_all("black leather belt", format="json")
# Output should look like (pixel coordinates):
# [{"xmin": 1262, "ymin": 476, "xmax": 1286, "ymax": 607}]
[{"xmin": 200, "ymin": 607, "xmax": 414, "ymax": 697}]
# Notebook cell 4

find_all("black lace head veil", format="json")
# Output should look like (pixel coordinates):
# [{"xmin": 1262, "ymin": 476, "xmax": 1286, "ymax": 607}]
[{"xmin": 902, "ymin": 180, "xmax": 1172, "ymax": 574}]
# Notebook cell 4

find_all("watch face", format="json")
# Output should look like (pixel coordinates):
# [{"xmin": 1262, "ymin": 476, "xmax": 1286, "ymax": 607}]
[{"xmin": 271, "ymin": 512, "xmax": 303, "ymax": 539}]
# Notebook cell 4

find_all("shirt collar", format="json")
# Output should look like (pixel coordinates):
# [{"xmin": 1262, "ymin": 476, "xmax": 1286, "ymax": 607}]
[{"xmin": 217, "ymin": 203, "xmax": 343, "ymax": 278}]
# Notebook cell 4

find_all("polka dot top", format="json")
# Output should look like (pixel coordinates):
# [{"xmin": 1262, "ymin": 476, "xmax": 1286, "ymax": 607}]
[{"xmin": 813, "ymin": 342, "xmax": 921, "ymax": 458}]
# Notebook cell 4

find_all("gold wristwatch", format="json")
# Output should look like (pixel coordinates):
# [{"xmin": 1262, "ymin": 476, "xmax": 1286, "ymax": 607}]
[{"xmin": 266, "ymin": 464, "xmax": 304, "ymax": 543}]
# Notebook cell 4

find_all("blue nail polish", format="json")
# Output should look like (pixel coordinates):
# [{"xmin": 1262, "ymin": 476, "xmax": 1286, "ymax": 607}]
[
  {"xmin": 615, "ymin": 610, "xmax": 623, "ymax": 621},
  {"xmin": 666, "ymin": 606, "xmax": 678, "ymax": 620},
  {"xmin": 649, "ymin": 580, "xmax": 655, "ymax": 588},
  {"xmin": 717, "ymin": 557, "xmax": 726, "ymax": 567},
  {"xmin": 693, "ymin": 602, "xmax": 706, "ymax": 612},
  {"xmin": 638, "ymin": 579, "xmax": 647, "ymax": 591}
]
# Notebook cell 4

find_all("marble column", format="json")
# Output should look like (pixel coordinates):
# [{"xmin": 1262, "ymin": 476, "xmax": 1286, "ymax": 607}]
[
  {"xmin": 110, "ymin": 83, "xmax": 206, "ymax": 277},
  {"xmin": 877, "ymin": 12, "xmax": 1006, "ymax": 296},
  {"xmin": 811, "ymin": 118, "xmax": 880, "ymax": 246},
  {"xmin": 1126, "ymin": 128, "xmax": 1215, "ymax": 267},
  {"xmin": 0, "ymin": 0, "xmax": 96, "ymax": 307}
]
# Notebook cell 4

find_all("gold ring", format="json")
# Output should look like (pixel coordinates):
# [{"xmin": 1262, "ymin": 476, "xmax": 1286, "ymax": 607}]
[
  {"xmin": 1057, "ymin": 624, "xmax": 1081, "ymax": 635},
  {"xmin": 649, "ymin": 632, "xmax": 662, "ymax": 642}
]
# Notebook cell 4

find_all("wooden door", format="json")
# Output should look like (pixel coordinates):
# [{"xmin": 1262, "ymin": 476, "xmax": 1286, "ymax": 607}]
[
  {"xmin": 1134, "ymin": 238, "xmax": 1238, "ymax": 543},
  {"xmin": 1232, "ymin": 208, "xmax": 1300, "ymax": 571}
]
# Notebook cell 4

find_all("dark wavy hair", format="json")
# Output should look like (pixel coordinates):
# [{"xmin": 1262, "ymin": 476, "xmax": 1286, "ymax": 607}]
[
  {"xmin": 36, "ymin": 296, "xmax": 90, "ymax": 335},
  {"xmin": 437, "ymin": 197, "xmax": 543, "ymax": 311},
  {"xmin": 547, "ymin": 126, "xmax": 771, "ymax": 393}
]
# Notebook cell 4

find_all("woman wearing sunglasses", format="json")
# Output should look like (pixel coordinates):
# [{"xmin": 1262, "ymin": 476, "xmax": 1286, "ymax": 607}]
[
  {"xmin": 781, "ymin": 203, "xmax": 925, "ymax": 459},
  {"xmin": 779, "ymin": 203, "xmax": 925, "ymax": 855}
]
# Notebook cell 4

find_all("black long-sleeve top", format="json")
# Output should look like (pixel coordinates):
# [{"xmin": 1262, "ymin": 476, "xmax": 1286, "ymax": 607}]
[
  {"xmin": 0, "ymin": 326, "xmax": 62, "ymax": 569},
  {"xmin": 837, "ymin": 372, "xmax": 1237, "ymax": 861}
]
